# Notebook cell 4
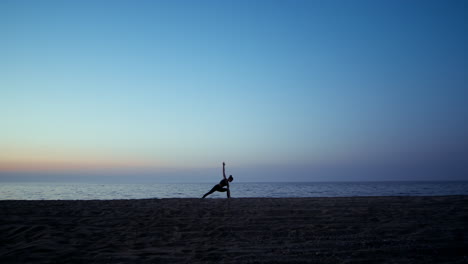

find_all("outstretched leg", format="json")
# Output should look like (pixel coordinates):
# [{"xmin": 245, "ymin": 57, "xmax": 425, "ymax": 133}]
[
  {"xmin": 202, "ymin": 189, "xmax": 214, "ymax": 198},
  {"xmin": 202, "ymin": 185, "xmax": 217, "ymax": 198}
]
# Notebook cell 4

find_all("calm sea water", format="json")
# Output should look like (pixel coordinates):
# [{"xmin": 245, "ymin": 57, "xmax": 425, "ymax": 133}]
[{"xmin": 1, "ymin": 181, "xmax": 467, "ymax": 200}]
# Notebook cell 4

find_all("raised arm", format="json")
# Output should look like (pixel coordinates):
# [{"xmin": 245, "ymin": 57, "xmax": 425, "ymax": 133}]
[{"xmin": 222, "ymin": 162, "xmax": 227, "ymax": 179}]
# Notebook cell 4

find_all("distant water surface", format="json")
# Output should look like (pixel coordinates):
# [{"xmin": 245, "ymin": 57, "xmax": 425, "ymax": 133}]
[{"xmin": 1, "ymin": 181, "xmax": 467, "ymax": 200}]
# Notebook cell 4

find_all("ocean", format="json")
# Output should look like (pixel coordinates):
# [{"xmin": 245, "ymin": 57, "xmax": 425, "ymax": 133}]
[{"xmin": 1, "ymin": 181, "xmax": 467, "ymax": 200}]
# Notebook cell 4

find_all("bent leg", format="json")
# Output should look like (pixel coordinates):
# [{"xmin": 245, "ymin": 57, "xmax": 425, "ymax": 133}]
[{"xmin": 217, "ymin": 187, "xmax": 230, "ymax": 198}]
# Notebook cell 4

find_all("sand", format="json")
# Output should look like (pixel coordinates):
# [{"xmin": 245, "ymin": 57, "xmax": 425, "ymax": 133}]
[{"xmin": 1, "ymin": 196, "xmax": 467, "ymax": 263}]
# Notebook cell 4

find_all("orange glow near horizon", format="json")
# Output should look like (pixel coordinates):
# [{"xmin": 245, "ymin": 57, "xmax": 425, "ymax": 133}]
[
  {"xmin": 0, "ymin": 146, "xmax": 225, "ymax": 172},
  {"xmin": 0, "ymin": 148, "xmax": 170, "ymax": 172},
  {"xmin": 0, "ymin": 159, "xmax": 162, "ymax": 172}
]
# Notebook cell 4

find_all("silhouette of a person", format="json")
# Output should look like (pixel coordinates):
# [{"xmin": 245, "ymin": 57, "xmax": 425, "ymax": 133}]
[{"xmin": 202, "ymin": 162, "xmax": 234, "ymax": 198}]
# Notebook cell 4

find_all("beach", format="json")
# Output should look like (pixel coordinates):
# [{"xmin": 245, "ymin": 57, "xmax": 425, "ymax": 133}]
[{"xmin": 1, "ymin": 196, "xmax": 467, "ymax": 263}]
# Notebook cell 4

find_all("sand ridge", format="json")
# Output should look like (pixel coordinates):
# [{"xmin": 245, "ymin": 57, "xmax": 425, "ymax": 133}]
[{"xmin": 1, "ymin": 196, "xmax": 467, "ymax": 263}]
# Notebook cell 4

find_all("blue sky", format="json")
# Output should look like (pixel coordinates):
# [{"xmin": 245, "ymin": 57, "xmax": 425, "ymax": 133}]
[{"xmin": 1, "ymin": 0, "xmax": 467, "ymax": 182}]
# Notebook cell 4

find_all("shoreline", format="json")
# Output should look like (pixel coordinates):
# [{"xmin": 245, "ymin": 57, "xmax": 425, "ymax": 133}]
[
  {"xmin": 1, "ymin": 196, "xmax": 467, "ymax": 263},
  {"xmin": 2, "ymin": 194, "xmax": 467, "ymax": 201}
]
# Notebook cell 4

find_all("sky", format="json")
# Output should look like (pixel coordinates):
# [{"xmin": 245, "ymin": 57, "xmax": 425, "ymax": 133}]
[{"xmin": 1, "ymin": 0, "xmax": 467, "ymax": 182}]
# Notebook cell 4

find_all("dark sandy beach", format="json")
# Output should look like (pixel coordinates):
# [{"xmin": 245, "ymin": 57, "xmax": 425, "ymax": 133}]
[{"xmin": 1, "ymin": 196, "xmax": 467, "ymax": 263}]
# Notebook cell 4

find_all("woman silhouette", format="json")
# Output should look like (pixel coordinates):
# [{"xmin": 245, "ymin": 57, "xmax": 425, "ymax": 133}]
[{"xmin": 202, "ymin": 162, "xmax": 234, "ymax": 198}]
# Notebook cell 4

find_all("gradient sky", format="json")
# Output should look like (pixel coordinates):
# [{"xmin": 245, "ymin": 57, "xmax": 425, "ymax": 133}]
[{"xmin": 1, "ymin": 0, "xmax": 467, "ymax": 182}]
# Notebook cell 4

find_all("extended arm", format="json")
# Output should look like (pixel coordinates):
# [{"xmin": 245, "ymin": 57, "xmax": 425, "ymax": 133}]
[{"xmin": 223, "ymin": 162, "xmax": 227, "ymax": 180}]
